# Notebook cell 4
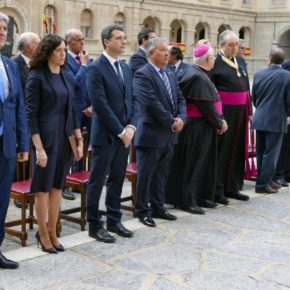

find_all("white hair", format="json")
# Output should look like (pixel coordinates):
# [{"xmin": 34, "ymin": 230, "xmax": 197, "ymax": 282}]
[
  {"xmin": 194, "ymin": 46, "xmax": 215, "ymax": 64},
  {"xmin": 219, "ymin": 30, "xmax": 238, "ymax": 46}
]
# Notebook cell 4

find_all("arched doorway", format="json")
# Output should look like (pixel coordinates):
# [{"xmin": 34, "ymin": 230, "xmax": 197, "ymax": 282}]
[
  {"xmin": 217, "ymin": 24, "xmax": 231, "ymax": 44},
  {"xmin": 195, "ymin": 22, "xmax": 209, "ymax": 44},
  {"xmin": 278, "ymin": 29, "xmax": 290, "ymax": 57},
  {"xmin": 0, "ymin": 7, "xmax": 25, "ymax": 56},
  {"xmin": 170, "ymin": 19, "xmax": 183, "ymax": 43},
  {"xmin": 143, "ymin": 16, "xmax": 160, "ymax": 35}
]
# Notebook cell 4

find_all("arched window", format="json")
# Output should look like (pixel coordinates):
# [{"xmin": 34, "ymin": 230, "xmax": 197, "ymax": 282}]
[
  {"xmin": 43, "ymin": 5, "xmax": 57, "ymax": 35},
  {"xmin": 143, "ymin": 16, "xmax": 160, "ymax": 35},
  {"xmin": 81, "ymin": 9, "xmax": 92, "ymax": 38},
  {"xmin": 114, "ymin": 12, "xmax": 125, "ymax": 30},
  {"xmin": 239, "ymin": 26, "xmax": 250, "ymax": 47},
  {"xmin": 170, "ymin": 20, "xmax": 183, "ymax": 43}
]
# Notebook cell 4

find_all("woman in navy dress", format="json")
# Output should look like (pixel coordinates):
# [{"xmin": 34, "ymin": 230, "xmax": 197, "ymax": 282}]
[{"xmin": 26, "ymin": 34, "xmax": 83, "ymax": 253}]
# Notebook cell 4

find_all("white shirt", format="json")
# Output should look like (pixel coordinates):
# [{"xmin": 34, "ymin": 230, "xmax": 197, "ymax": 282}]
[
  {"xmin": 103, "ymin": 51, "xmax": 124, "ymax": 81},
  {"xmin": 20, "ymin": 53, "xmax": 30, "ymax": 66},
  {"xmin": 0, "ymin": 56, "xmax": 9, "ymax": 98}
]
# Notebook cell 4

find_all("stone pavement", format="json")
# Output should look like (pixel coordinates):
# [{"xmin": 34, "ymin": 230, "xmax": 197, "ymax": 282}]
[{"xmin": 1, "ymin": 181, "xmax": 290, "ymax": 290}]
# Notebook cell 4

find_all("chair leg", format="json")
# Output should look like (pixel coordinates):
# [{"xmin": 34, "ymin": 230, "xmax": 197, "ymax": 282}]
[
  {"xmin": 21, "ymin": 198, "xmax": 27, "ymax": 246},
  {"xmin": 80, "ymin": 184, "xmax": 87, "ymax": 231},
  {"xmin": 29, "ymin": 198, "xmax": 34, "ymax": 229}
]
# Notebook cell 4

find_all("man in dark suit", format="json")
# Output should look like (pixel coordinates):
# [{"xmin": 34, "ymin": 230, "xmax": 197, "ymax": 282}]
[
  {"xmin": 129, "ymin": 27, "xmax": 155, "ymax": 76},
  {"xmin": 12, "ymin": 32, "xmax": 40, "ymax": 93},
  {"xmin": 62, "ymin": 28, "xmax": 92, "ymax": 200},
  {"xmin": 12, "ymin": 32, "xmax": 40, "ymax": 208},
  {"xmin": 252, "ymin": 47, "xmax": 290, "ymax": 194},
  {"xmin": 0, "ymin": 12, "xmax": 29, "ymax": 269},
  {"xmin": 273, "ymin": 58, "xmax": 290, "ymax": 186},
  {"xmin": 86, "ymin": 25, "xmax": 138, "ymax": 243},
  {"xmin": 168, "ymin": 45, "xmax": 191, "ymax": 81},
  {"xmin": 133, "ymin": 37, "xmax": 186, "ymax": 227}
]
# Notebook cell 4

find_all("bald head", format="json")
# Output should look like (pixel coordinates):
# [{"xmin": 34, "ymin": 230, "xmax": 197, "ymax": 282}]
[
  {"xmin": 17, "ymin": 32, "xmax": 40, "ymax": 58},
  {"xmin": 65, "ymin": 28, "xmax": 84, "ymax": 54}
]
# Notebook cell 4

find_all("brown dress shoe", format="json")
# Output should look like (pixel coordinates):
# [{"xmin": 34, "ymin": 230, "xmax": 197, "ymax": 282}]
[
  {"xmin": 271, "ymin": 181, "xmax": 282, "ymax": 190},
  {"xmin": 255, "ymin": 187, "xmax": 278, "ymax": 194}
]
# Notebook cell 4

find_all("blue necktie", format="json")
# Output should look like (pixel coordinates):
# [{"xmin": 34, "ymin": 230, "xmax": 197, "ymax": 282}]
[
  {"xmin": 114, "ymin": 61, "xmax": 124, "ymax": 86},
  {"xmin": 0, "ymin": 70, "xmax": 5, "ymax": 136},
  {"xmin": 159, "ymin": 69, "xmax": 175, "ymax": 110}
]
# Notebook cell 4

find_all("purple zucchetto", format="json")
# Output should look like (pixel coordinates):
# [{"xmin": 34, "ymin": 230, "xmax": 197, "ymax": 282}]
[{"xmin": 193, "ymin": 44, "xmax": 210, "ymax": 57}]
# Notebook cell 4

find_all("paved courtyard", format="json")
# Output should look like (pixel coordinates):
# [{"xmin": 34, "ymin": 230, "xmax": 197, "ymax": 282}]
[{"xmin": 1, "ymin": 180, "xmax": 290, "ymax": 290}]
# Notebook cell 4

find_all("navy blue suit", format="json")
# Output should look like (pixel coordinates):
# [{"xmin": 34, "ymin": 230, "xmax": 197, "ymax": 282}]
[
  {"xmin": 129, "ymin": 48, "xmax": 147, "ymax": 77},
  {"xmin": 175, "ymin": 61, "xmax": 191, "ymax": 82},
  {"xmin": 86, "ymin": 54, "xmax": 137, "ymax": 229},
  {"xmin": 252, "ymin": 64, "xmax": 290, "ymax": 190},
  {"xmin": 133, "ymin": 63, "xmax": 186, "ymax": 217},
  {"xmin": 0, "ymin": 56, "xmax": 29, "ymax": 248},
  {"xmin": 66, "ymin": 53, "xmax": 91, "ymax": 171}
]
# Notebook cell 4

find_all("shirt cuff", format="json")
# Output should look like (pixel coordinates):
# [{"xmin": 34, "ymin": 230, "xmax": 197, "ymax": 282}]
[
  {"xmin": 118, "ymin": 129, "xmax": 126, "ymax": 138},
  {"xmin": 126, "ymin": 125, "xmax": 136, "ymax": 132}
]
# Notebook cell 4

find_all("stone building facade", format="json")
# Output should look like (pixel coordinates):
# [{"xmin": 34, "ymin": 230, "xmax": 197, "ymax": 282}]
[{"xmin": 1, "ymin": 0, "xmax": 290, "ymax": 74}]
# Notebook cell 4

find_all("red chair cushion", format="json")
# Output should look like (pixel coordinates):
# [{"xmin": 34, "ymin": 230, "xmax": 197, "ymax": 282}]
[
  {"xmin": 11, "ymin": 179, "xmax": 32, "ymax": 194},
  {"xmin": 126, "ymin": 163, "xmax": 137, "ymax": 174},
  {"xmin": 66, "ymin": 171, "xmax": 90, "ymax": 183}
]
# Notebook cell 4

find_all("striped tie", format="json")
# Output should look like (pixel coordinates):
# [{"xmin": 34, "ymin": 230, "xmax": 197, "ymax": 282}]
[{"xmin": 159, "ymin": 69, "xmax": 175, "ymax": 110}]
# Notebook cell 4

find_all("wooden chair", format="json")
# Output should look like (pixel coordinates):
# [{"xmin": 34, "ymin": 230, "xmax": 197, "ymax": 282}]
[
  {"xmin": 5, "ymin": 157, "xmax": 37, "ymax": 246},
  {"xmin": 121, "ymin": 145, "xmax": 137, "ymax": 214},
  {"xmin": 60, "ymin": 128, "xmax": 90, "ymax": 230}
]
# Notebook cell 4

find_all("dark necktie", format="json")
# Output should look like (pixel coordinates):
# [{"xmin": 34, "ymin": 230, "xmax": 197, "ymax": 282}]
[
  {"xmin": 114, "ymin": 61, "xmax": 124, "ymax": 85},
  {"xmin": 75, "ymin": 55, "xmax": 82, "ymax": 65},
  {"xmin": 159, "ymin": 69, "xmax": 175, "ymax": 110}
]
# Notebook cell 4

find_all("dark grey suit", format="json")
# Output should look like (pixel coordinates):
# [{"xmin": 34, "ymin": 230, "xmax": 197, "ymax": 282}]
[{"xmin": 252, "ymin": 64, "xmax": 290, "ymax": 190}]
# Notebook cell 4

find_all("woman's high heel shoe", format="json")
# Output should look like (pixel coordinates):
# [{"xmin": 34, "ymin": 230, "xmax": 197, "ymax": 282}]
[
  {"xmin": 36, "ymin": 231, "xmax": 58, "ymax": 254},
  {"xmin": 53, "ymin": 243, "xmax": 65, "ymax": 252}
]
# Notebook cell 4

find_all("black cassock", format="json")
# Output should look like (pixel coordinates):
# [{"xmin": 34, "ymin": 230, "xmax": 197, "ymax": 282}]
[
  {"xmin": 165, "ymin": 65, "xmax": 224, "ymax": 210},
  {"xmin": 211, "ymin": 53, "xmax": 250, "ymax": 195}
]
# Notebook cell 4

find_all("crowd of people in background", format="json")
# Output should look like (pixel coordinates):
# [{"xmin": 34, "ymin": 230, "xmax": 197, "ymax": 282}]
[{"xmin": 1, "ymin": 9, "xmax": 290, "ymax": 270}]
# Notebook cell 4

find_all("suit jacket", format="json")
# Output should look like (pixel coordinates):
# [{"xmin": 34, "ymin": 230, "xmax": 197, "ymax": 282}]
[
  {"xmin": 252, "ymin": 65, "xmax": 290, "ymax": 133},
  {"xmin": 0, "ymin": 56, "xmax": 29, "ymax": 158},
  {"xmin": 25, "ymin": 67, "xmax": 80, "ymax": 148},
  {"xmin": 87, "ymin": 54, "xmax": 138, "ymax": 146},
  {"xmin": 65, "ymin": 53, "xmax": 91, "ymax": 114},
  {"xmin": 129, "ymin": 48, "xmax": 147, "ymax": 77},
  {"xmin": 282, "ymin": 58, "xmax": 290, "ymax": 71},
  {"xmin": 133, "ymin": 63, "xmax": 186, "ymax": 147},
  {"xmin": 175, "ymin": 61, "xmax": 191, "ymax": 82},
  {"xmin": 12, "ymin": 54, "xmax": 29, "ymax": 93}
]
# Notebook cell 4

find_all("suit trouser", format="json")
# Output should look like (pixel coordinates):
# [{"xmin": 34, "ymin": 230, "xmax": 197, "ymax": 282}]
[
  {"xmin": 86, "ymin": 139, "xmax": 129, "ymax": 231},
  {"xmin": 135, "ymin": 142, "xmax": 174, "ymax": 217},
  {"xmin": 0, "ymin": 137, "xmax": 16, "ymax": 248},
  {"xmin": 256, "ymin": 130, "xmax": 283, "ymax": 189},
  {"xmin": 274, "ymin": 126, "xmax": 290, "ymax": 180}
]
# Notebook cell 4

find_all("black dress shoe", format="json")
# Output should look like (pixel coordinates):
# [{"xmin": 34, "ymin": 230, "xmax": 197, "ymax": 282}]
[
  {"xmin": 152, "ymin": 210, "xmax": 177, "ymax": 221},
  {"xmin": 215, "ymin": 196, "xmax": 230, "ymax": 205},
  {"xmin": 225, "ymin": 191, "xmax": 249, "ymax": 201},
  {"xmin": 107, "ymin": 222, "xmax": 133, "ymax": 238},
  {"xmin": 0, "ymin": 254, "xmax": 19, "ymax": 269},
  {"xmin": 139, "ymin": 216, "xmax": 156, "ymax": 227},
  {"xmin": 273, "ymin": 179, "xmax": 289, "ymax": 187},
  {"xmin": 187, "ymin": 206, "xmax": 205, "ymax": 215},
  {"xmin": 62, "ymin": 187, "xmax": 75, "ymax": 200},
  {"xmin": 197, "ymin": 199, "xmax": 217, "ymax": 208},
  {"xmin": 255, "ymin": 187, "xmax": 278, "ymax": 194},
  {"xmin": 89, "ymin": 227, "xmax": 116, "ymax": 243}
]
